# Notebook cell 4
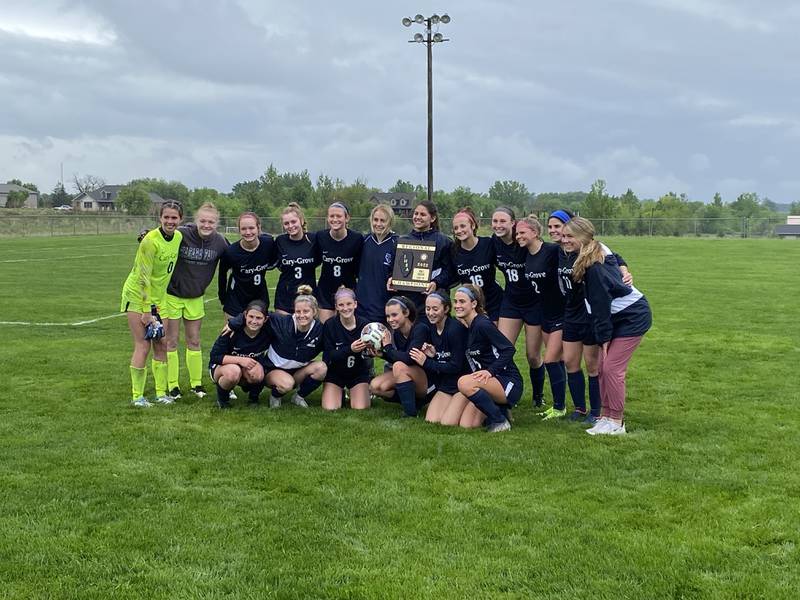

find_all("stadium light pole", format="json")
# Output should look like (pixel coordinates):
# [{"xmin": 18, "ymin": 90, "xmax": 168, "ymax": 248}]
[{"xmin": 402, "ymin": 13, "xmax": 450, "ymax": 204}]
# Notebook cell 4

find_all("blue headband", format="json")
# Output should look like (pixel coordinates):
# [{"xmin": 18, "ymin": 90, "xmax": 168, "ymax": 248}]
[
  {"xmin": 456, "ymin": 286, "xmax": 476, "ymax": 301},
  {"xmin": 549, "ymin": 210, "xmax": 571, "ymax": 224},
  {"xmin": 428, "ymin": 290, "xmax": 449, "ymax": 304},
  {"xmin": 388, "ymin": 297, "xmax": 408, "ymax": 311}
]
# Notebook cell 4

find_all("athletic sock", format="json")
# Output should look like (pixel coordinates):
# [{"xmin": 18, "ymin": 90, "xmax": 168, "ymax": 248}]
[
  {"xmin": 215, "ymin": 383, "xmax": 231, "ymax": 405},
  {"xmin": 247, "ymin": 383, "xmax": 264, "ymax": 403},
  {"xmin": 186, "ymin": 349, "xmax": 203, "ymax": 388},
  {"xmin": 297, "ymin": 376, "xmax": 322, "ymax": 400},
  {"xmin": 530, "ymin": 364, "xmax": 545, "ymax": 404},
  {"xmin": 544, "ymin": 362, "xmax": 566, "ymax": 410},
  {"xmin": 395, "ymin": 380, "xmax": 418, "ymax": 416},
  {"xmin": 130, "ymin": 366, "xmax": 147, "ymax": 400},
  {"xmin": 151, "ymin": 359, "xmax": 168, "ymax": 397},
  {"xmin": 467, "ymin": 388, "xmax": 505, "ymax": 425},
  {"xmin": 567, "ymin": 370, "xmax": 586, "ymax": 412},
  {"xmin": 588, "ymin": 375, "xmax": 601, "ymax": 417},
  {"xmin": 166, "ymin": 350, "xmax": 180, "ymax": 390},
  {"xmin": 270, "ymin": 386, "xmax": 285, "ymax": 399}
]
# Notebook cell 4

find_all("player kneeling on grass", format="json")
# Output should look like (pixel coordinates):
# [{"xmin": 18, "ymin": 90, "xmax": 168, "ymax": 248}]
[
  {"xmin": 209, "ymin": 300, "xmax": 271, "ymax": 408},
  {"xmin": 368, "ymin": 296, "xmax": 432, "ymax": 418},
  {"xmin": 121, "ymin": 200, "xmax": 183, "ymax": 407},
  {"xmin": 454, "ymin": 284, "xmax": 524, "ymax": 433},
  {"xmin": 320, "ymin": 287, "xmax": 372, "ymax": 410}
]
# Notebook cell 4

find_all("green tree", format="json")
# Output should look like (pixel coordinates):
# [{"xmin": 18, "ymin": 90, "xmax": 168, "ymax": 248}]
[
  {"xmin": 488, "ymin": 180, "xmax": 531, "ymax": 214},
  {"xmin": 6, "ymin": 178, "xmax": 23, "ymax": 186},
  {"xmin": 581, "ymin": 179, "xmax": 618, "ymax": 220},
  {"xmin": 729, "ymin": 192, "xmax": 762, "ymax": 218},
  {"xmin": 790, "ymin": 200, "xmax": 800, "ymax": 214},
  {"xmin": 389, "ymin": 179, "xmax": 415, "ymax": 194},
  {"xmin": 4, "ymin": 189, "xmax": 29, "ymax": 208},
  {"xmin": 116, "ymin": 185, "xmax": 152, "ymax": 215},
  {"xmin": 129, "ymin": 178, "xmax": 190, "ymax": 204},
  {"xmin": 50, "ymin": 183, "xmax": 71, "ymax": 207}
]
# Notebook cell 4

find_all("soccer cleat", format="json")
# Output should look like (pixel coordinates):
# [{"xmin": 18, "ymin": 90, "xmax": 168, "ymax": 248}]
[
  {"xmin": 290, "ymin": 395, "xmax": 309, "ymax": 408},
  {"xmin": 131, "ymin": 396, "xmax": 152, "ymax": 408},
  {"xmin": 190, "ymin": 386, "xmax": 207, "ymax": 399},
  {"xmin": 486, "ymin": 419, "xmax": 512, "ymax": 433},
  {"xmin": 154, "ymin": 394, "xmax": 175, "ymax": 405},
  {"xmin": 168, "ymin": 387, "xmax": 182, "ymax": 400},
  {"xmin": 269, "ymin": 395, "xmax": 282, "ymax": 409},
  {"xmin": 229, "ymin": 390, "xmax": 238, "ymax": 401},
  {"xmin": 533, "ymin": 395, "xmax": 545, "ymax": 408},
  {"xmin": 217, "ymin": 398, "xmax": 232, "ymax": 409},
  {"xmin": 540, "ymin": 407, "xmax": 566, "ymax": 420},
  {"xmin": 569, "ymin": 409, "xmax": 588, "ymax": 421}
]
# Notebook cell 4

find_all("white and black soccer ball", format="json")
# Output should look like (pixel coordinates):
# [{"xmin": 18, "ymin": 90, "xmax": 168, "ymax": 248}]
[{"xmin": 360, "ymin": 322, "xmax": 389, "ymax": 350}]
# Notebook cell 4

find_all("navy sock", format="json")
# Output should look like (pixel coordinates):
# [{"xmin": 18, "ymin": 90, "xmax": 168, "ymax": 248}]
[
  {"xmin": 395, "ymin": 381, "xmax": 418, "ymax": 416},
  {"xmin": 529, "ymin": 365, "xmax": 545, "ymax": 404},
  {"xmin": 545, "ymin": 362, "xmax": 566, "ymax": 410},
  {"xmin": 216, "ymin": 383, "xmax": 231, "ymax": 405},
  {"xmin": 588, "ymin": 375, "xmax": 601, "ymax": 417},
  {"xmin": 297, "ymin": 376, "xmax": 322, "ymax": 399},
  {"xmin": 248, "ymin": 383, "xmax": 264, "ymax": 403},
  {"xmin": 270, "ymin": 386, "xmax": 286, "ymax": 399},
  {"xmin": 567, "ymin": 370, "xmax": 586, "ymax": 411},
  {"xmin": 468, "ymin": 388, "xmax": 505, "ymax": 425}
]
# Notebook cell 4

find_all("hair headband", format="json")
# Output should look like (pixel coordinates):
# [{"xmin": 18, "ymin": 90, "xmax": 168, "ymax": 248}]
[
  {"xmin": 387, "ymin": 297, "xmax": 408, "ymax": 311},
  {"xmin": 456, "ymin": 286, "xmax": 476, "ymax": 301},
  {"xmin": 334, "ymin": 287, "xmax": 356, "ymax": 302},
  {"xmin": 454, "ymin": 210, "xmax": 477, "ymax": 227},
  {"xmin": 494, "ymin": 206, "xmax": 516, "ymax": 220},
  {"xmin": 428, "ymin": 290, "xmax": 449, "ymax": 304},
  {"xmin": 549, "ymin": 210, "xmax": 572, "ymax": 224},
  {"xmin": 330, "ymin": 201, "xmax": 349, "ymax": 215}
]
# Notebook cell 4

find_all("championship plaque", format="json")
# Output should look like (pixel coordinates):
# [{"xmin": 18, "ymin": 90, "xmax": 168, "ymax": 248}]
[{"xmin": 392, "ymin": 240, "xmax": 437, "ymax": 292}]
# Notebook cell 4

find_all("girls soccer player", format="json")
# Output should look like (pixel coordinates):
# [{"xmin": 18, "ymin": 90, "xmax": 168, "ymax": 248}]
[
  {"xmin": 390, "ymin": 201, "xmax": 455, "ymax": 312},
  {"xmin": 209, "ymin": 300, "xmax": 271, "ymax": 408},
  {"xmin": 217, "ymin": 212, "xmax": 275, "ymax": 319},
  {"xmin": 320, "ymin": 287, "xmax": 372, "ymax": 410},
  {"xmin": 262, "ymin": 285, "xmax": 326, "ymax": 408},
  {"xmin": 121, "ymin": 200, "xmax": 183, "ymax": 407},
  {"xmin": 274, "ymin": 203, "xmax": 318, "ymax": 314},
  {"xmin": 451, "ymin": 208, "xmax": 503, "ymax": 321},
  {"xmin": 454, "ymin": 284, "xmax": 523, "ymax": 433},
  {"xmin": 515, "ymin": 215, "xmax": 567, "ymax": 415},
  {"xmin": 368, "ymin": 296, "xmax": 431, "ymax": 417},
  {"xmin": 356, "ymin": 204, "xmax": 397, "ymax": 323},
  {"xmin": 491, "ymin": 207, "xmax": 546, "ymax": 407},
  {"xmin": 561, "ymin": 218, "xmax": 652, "ymax": 435},
  {"xmin": 315, "ymin": 202, "xmax": 363, "ymax": 323},
  {"xmin": 163, "ymin": 202, "xmax": 230, "ymax": 400},
  {"xmin": 408, "ymin": 291, "xmax": 469, "ymax": 425}
]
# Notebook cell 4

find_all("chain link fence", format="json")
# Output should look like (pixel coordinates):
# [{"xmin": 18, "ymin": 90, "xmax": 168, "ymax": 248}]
[{"xmin": 0, "ymin": 214, "xmax": 789, "ymax": 238}]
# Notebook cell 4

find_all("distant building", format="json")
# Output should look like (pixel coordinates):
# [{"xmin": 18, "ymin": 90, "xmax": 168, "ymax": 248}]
[
  {"xmin": 0, "ymin": 183, "xmax": 39, "ymax": 208},
  {"xmin": 72, "ymin": 185, "xmax": 165, "ymax": 212},
  {"xmin": 368, "ymin": 192, "xmax": 417, "ymax": 219},
  {"xmin": 775, "ymin": 215, "xmax": 800, "ymax": 239}
]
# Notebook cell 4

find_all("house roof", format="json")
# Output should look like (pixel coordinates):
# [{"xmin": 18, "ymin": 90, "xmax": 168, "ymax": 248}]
[
  {"xmin": 73, "ymin": 185, "xmax": 165, "ymax": 204},
  {"xmin": 0, "ymin": 183, "xmax": 37, "ymax": 194},
  {"xmin": 775, "ymin": 225, "xmax": 800, "ymax": 235}
]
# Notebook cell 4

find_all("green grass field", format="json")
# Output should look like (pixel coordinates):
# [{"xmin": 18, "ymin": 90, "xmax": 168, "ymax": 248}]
[{"xmin": 1, "ymin": 234, "xmax": 799, "ymax": 599}]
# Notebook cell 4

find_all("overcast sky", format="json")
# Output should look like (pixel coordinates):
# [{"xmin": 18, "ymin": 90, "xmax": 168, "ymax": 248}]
[{"xmin": 2, "ymin": 0, "xmax": 799, "ymax": 202}]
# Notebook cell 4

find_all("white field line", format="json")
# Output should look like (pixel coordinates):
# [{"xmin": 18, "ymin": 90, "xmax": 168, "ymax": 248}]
[
  {"xmin": 0, "ymin": 252, "xmax": 130, "ymax": 264},
  {"xmin": 0, "ymin": 290, "xmax": 278, "ymax": 327}
]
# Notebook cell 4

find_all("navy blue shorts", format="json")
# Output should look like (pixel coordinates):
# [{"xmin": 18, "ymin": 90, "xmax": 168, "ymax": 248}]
[
  {"xmin": 315, "ymin": 286, "xmax": 337, "ymax": 311},
  {"xmin": 495, "ymin": 372, "xmax": 523, "ymax": 407},
  {"xmin": 324, "ymin": 369, "xmax": 372, "ymax": 389},
  {"xmin": 498, "ymin": 296, "xmax": 542, "ymax": 326},
  {"xmin": 542, "ymin": 316, "xmax": 564, "ymax": 334},
  {"xmin": 562, "ymin": 321, "xmax": 596, "ymax": 345}
]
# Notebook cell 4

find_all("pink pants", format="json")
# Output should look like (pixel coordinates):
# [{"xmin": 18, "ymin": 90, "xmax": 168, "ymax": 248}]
[{"xmin": 598, "ymin": 336, "xmax": 643, "ymax": 421}]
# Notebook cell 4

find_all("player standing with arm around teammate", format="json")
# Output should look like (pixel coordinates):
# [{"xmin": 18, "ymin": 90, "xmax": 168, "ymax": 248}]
[
  {"xmin": 356, "ymin": 204, "xmax": 398, "ymax": 323},
  {"xmin": 274, "ymin": 203, "xmax": 319, "ymax": 315},
  {"xmin": 320, "ymin": 287, "xmax": 372, "ymax": 410},
  {"xmin": 121, "ymin": 201, "xmax": 183, "ymax": 407},
  {"xmin": 163, "ymin": 203, "xmax": 230, "ymax": 400},
  {"xmin": 451, "ymin": 208, "xmax": 503, "ymax": 322},
  {"xmin": 455, "ymin": 284, "xmax": 523, "ymax": 433},
  {"xmin": 561, "ymin": 218, "xmax": 652, "ymax": 435},
  {"xmin": 315, "ymin": 202, "xmax": 363, "ymax": 323}
]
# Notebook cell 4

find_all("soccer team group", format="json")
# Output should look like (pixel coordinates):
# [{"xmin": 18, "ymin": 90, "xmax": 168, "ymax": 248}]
[{"xmin": 121, "ymin": 198, "xmax": 652, "ymax": 435}]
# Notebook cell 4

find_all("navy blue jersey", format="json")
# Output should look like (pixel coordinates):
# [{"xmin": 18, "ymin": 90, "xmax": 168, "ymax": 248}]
[
  {"xmin": 465, "ymin": 314, "xmax": 521, "ymax": 379},
  {"xmin": 584, "ymin": 262, "xmax": 652, "ymax": 344},
  {"xmin": 524, "ymin": 242, "xmax": 565, "ymax": 321},
  {"xmin": 274, "ymin": 233, "xmax": 319, "ymax": 312},
  {"xmin": 559, "ymin": 246, "xmax": 622, "ymax": 325},
  {"xmin": 208, "ymin": 327, "xmax": 271, "ymax": 371},
  {"xmin": 453, "ymin": 236, "xmax": 503, "ymax": 317},
  {"xmin": 382, "ymin": 321, "xmax": 429, "ymax": 366},
  {"xmin": 315, "ymin": 229, "xmax": 363, "ymax": 309},
  {"xmin": 423, "ymin": 316, "xmax": 468, "ymax": 393},
  {"xmin": 492, "ymin": 235, "xmax": 533, "ymax": 308},
  {"xmin": 355, "ymin": 232, "xmax": 398, "ymax": 322},
  {"xmin": 264, "ymin": 312, "xmax": 323, "ymax": 369},
  {"xmin": 322, "ymin": 314, "xmax": 372, "ymax": 380},
  {"xmin": 217, "ymin": 233, "xmax": 275, "ymax": 315},
  {"xmin": 399, "ymin": 229, "xmax": 456, "ymax": 311}
]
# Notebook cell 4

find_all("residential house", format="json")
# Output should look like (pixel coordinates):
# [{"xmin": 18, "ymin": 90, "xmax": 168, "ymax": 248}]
[
  {"xmin": 368, "ymin": 192, "xmax": 417, "ymax": 219},
  {"xmin": 72, "ymin": 185, "xmax": 165, "ymax": 212},
  {"xmin": 0, "ymin": 183, "xmax": 39, "ymax": 208}
]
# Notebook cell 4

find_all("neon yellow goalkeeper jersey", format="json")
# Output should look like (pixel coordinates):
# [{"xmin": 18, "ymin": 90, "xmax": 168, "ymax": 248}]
[{"xmin": 122, "ymin": 228, "xmax": 182, "ymax": 308}]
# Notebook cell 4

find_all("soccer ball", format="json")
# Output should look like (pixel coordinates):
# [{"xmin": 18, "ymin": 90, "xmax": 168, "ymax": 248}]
[{"xmin": 360, "ymin": 322, "xmax": 389, "ymax": 350}]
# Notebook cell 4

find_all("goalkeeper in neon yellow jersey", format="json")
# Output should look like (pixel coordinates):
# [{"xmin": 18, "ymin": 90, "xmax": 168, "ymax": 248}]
[{"xmin": 120, "ymin": 200, "xmax": 183, "ymax": 407}]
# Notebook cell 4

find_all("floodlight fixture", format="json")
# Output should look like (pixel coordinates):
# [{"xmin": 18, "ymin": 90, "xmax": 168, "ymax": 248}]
[
  {"xmin": 413, "ymin": 32, "xmax": 424, "ymax": 42},
  {"xmin": 431, "ymin": 14, "xmax": 440, "ymax": 24},
  {"xmin": 432, "ymin": 32, "xmax": 443, "ymax": 42},
  {"xmin": 440, "ymin": 14, "xmax": 450, "ymax": 24},
  {"xmin": 414, "ymin": 14, "xmax": 424, "ymax": 23},
  {"xmin": 402, "ymin": 17, "xmax": 412, "ymax": 27}
]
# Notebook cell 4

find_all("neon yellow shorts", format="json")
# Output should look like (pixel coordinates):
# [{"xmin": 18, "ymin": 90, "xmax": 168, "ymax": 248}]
[
  {"xmin": 162, "ymin": 294, "xmax": 205, "ymax": 321},
  {"xmin": 120, "ymin": 295, "xmax": 149, "ymax": 314}
]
